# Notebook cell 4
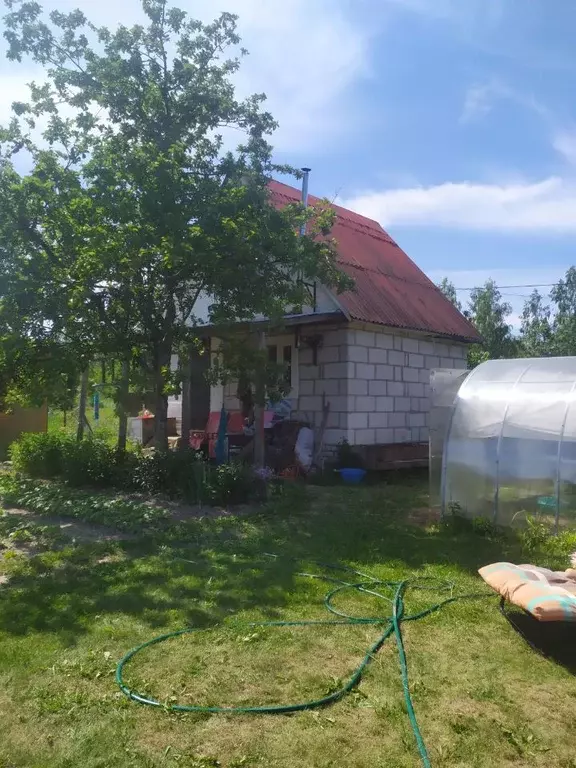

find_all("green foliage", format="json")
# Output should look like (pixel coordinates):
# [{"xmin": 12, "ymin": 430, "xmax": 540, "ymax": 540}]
[
  {"xmin": 517, "ymin": 515, "xmax": 550, "ymax": 556},
  {"xmin": 519, "ymin": 290, "xmax": 553, "ymax": 357},
  {"xmin": 437, "ymin": 277, "xmax": 461, "ymax": 311},
  {"xmin": 0, "ymin": 475, "xmax": 171, "ymax": 533},
  {"xmin": 0, "ymin": 513, "xmax": 68, "ymax": 550},
  {"xmin": 205, "ymin": 463, "xmax": 255, "ymax": 506},
  {"xmin": 465, "ymin": 280, "xmax": 517, "ymax": 367},
  {"xmin": 441, "ymin": 504, "xmax": 507, "ymax": 540},
  {"xmin": 10, "ymin": 432, "xmax": 117, "ymax": 488},
  {"xmin": 517, "ymin": 515, "xmax": 576, "ymax": 569},
  {"xmin": 60, "ymin": 438, "xmax": 117, "ymax": 488},
  {"xmin": 9, "ymin": 431, "xmax": 256, "ymax": 506},
  {"xmin": 439, "ymin": 266, "xmax": 576, "ymax": 365},
  {"xmin": 209, "ymin": 333, "xmax": 293, "ymax": 407},
  {"xmin": 335, "ymin": 439, "xmax": 364, "ymax": 469},
  {"xmin": 2, "ymin": 475, "xmax": 576, "ymax": 767},
  {"xmin": 10, "ymin": 432, "xmax": 65, "ymax": 478},
  {"xmin": 549, "ymin": 266, "xmax": 576, "ymax": 356},
  {"xmin": 0, "ymin": 0, "xmax": 349, "ymax": 451},
  {"xmin": 129, "ymin": 450, "xmax": 208, "ymax": 503}
]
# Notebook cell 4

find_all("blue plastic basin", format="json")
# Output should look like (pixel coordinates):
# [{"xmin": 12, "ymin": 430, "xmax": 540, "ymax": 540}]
[{"xmin": 338, "ymin": 468, "xmax": 366, "ymax": 485}]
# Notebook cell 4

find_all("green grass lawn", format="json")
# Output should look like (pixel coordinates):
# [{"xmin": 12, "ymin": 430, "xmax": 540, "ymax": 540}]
[
  {"xmin": 48, "ymin": 401, "xmax": 119, "ymax": 445},
  {"xmin": 1, "ymin": 472, "xmax": 576, "ymax": 768}
]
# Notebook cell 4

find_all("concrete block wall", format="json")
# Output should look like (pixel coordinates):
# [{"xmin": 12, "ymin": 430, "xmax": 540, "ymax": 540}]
[
  {"xmin": 173, "ymin": 325, "xmax": 469, "ymax": 459},
  {"xmin": 342, "ymin": 327, "xmax": 467, "ymax": 447},
  {"xmin": 292, "ymin": 327, "xmax": 351, "ymax": 458}
]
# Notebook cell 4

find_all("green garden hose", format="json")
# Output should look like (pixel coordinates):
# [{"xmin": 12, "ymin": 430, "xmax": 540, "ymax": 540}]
[{"xmin": 116, "ymin": 557, "xmax": 493, "ymax": 768}]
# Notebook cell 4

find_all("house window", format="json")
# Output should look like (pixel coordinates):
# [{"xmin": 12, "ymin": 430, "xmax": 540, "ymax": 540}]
[{"xmin": 266, "ymin": 336, "xmax": 298, "ymax": 398}]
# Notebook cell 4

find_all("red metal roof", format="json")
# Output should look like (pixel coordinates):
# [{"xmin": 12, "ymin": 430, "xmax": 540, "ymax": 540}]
[{"xmin": 268, "ymin": 180, "xmax": 481, "ymax": 343}]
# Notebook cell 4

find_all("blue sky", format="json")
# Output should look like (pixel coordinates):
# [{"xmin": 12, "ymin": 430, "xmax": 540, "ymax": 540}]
[{"xmin": 2, "ymin": 0, "xmax": 576, "ymax": 324}]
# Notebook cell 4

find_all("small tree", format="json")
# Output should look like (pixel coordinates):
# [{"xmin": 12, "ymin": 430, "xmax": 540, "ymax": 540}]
[
  {"xmin": 519, "ymin": 289, "xmax": 553, "ymax": 358},
  {"xmin": 1, "ymin": 0, "xmax": 349, "ymax": 451},
  {"xmin": 550, "ymin": 267, "xmax": 576, "ymax": 357},
  {"xmin": 437, "ymin": 277, "xmax": 462, "ymax": 311},
  {"xmin": 465, "ymin": 279, "xmax": 517, "ymax": 367}
]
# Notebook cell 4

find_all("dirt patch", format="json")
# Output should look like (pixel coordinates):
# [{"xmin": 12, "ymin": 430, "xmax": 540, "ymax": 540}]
[
  {"xmin": 0, "ymin": 495, "xmax": 256, "ymax": 552},
  {"xmin": 167, "ymin": 499, "xmax": 255, "ymax": 522},
  {"xmin": 1, "ymin": 506, "xmax": 136, "ymax": 545},
  {"xmin": 406, "ymin": 506, "xmax": 441, "ymax": 528}
]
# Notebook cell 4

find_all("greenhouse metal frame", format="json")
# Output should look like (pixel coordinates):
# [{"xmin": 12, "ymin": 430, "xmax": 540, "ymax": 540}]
[{"xmin": 433, "ymin": 357, "xmax": 576, "ymax": 530}]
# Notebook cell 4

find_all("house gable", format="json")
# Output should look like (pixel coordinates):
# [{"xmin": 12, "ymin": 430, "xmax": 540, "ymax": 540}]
[{"xmin": 268, "ymin": 180, "xmax": 481, "ymax": 344}]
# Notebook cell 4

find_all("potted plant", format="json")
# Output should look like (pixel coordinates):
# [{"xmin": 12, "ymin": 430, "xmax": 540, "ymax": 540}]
[{"xmin": 335, "ymin": 439, "xmax": 366, "ymax": 484}]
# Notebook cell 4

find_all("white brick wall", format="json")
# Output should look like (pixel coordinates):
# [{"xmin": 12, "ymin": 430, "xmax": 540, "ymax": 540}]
[
  {"xmin": 208, "ymin": 324, "xmax": 471, "ymax": 460},
  {"xmin": 171, "ymin": 325, "xmax": 468, "ymax": 461},
  {"xmin": 292, "ymin": 326, "xmax": 354, "ymax": 456},
  {"xmin": 335, "ymin": 327, "xmax": 468, "ymax": 448}
]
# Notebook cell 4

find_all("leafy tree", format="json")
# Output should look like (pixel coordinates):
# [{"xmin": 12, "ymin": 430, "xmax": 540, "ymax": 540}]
[
  {"xmin": 550, "ymin": 267, "xmax": 576, "ymax": 357},
  {"xmin": 437, "ymin": 277, "xmax": 461, "ymax": 311},
  {"xmin": 465, "ymin": 279, "xmax": 517, "ymax": 367},
  {"xmin": 0, "ymin": 0, "xmax": 348, "ymax": 449},
  {"xmin": 518, "ymin": 289, "xmax": 553, "ymax": 358},
  {"xmin": 0, "ymin": 190, "xmax": 81, "ymax": 413}
]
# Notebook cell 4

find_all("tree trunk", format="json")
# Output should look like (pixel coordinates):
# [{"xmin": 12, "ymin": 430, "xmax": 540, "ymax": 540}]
[
  {"xmin": 253, "ymin": 331, "xmax": 266, "ymax": 468},
  {"xmin": 179, "ymin": 349, "xmax": 192, "ymax": 452},
  {"xmin": 153, "ymin": 349, "xmax": 170, "ymax": 451},
  {"xmin": 76, "ymin": 367, "xmax": 89, "ymax": 442},
  {"xmin": 116, "ymin": 358, "xmax": 130, "ymax": 454}
]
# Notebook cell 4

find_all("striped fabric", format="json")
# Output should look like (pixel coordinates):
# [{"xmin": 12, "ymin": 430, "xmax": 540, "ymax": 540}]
[{"xmin": 478, "ymin": 562, "xmax": 576, "ymax": 622}]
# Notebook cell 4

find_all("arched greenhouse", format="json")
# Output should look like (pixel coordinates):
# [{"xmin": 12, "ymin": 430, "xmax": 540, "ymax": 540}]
[{"xmin": 430, "ymin": 357, "xmax": 576, "ymax": 530}]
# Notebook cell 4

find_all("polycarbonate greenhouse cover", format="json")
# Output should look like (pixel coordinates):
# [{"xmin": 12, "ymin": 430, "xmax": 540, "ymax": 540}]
[{"xmin": 441, "ymin": 357, "xmax": 576, "ymax": 529}]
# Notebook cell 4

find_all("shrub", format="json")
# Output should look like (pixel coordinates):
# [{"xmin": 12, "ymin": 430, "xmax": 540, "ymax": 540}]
[
  {"xmin": 518, "ymin": 515, "xmax": 551, "ymax": 556},
  {"xmin": 10, "ymin": 432, "xmax": 119, "ymax": 488},
  {"xmin": 335, "ymin": 439, "xmax": 364, "ymax": 469},
  {"xmin": 517, "ymin": 515, "xmax": 576, "ymax": 569},
  {"xmin": 60, "ymin": 438, "xmax": 117, "ymax": 487},
  {"xmin": 10, "ymin": 432, "xmax": 68, "ymax": 478},
  {"xmin": 9, "ymin": 433, "xmax": 256, "ymax": 507},
  {"xmin": 130, "ymin": 450, "xmax": 207, "ymax": 502},
  {"xmin": 206, "ymin": 462, "xmax": 255, "ymax": 506}
]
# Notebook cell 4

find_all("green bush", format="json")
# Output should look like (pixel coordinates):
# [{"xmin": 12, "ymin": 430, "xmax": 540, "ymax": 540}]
[
  {"xmin": 9, "ymin": 432, "xmax": 256, "ymax": 506},
  {"xmin": 335, "ymin": 439, "xmax": 364, "ymax": 469},
  {"xmin": 60, "ymin": 438, "xmax": 117, "ymax": 487},
  {"xmin": 129, "ymin": 450, "xmax": 208, "ymax": 502},
  {"xmin": 10, "ymin": 432, "xmax": 117, "ymax": 488},
  {"xmin": 10, "ymin": 432, "xmax": 69, "ymax": 478},
  {"xmin": 518, "ymin": 515, "xmax": 550, "ymax": 556},
  {"xmin": 517, "ymin": 515, "xmax": 576, "ymax": 570},
  {"xmin": 206, "ymin": 462, "xmax": 255, "ymax": 506}
]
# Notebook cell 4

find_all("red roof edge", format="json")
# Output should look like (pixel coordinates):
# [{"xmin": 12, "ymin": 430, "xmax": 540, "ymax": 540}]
[{"xmin": 267, "ymin": 179, "xmax": 481, "ymax": 344}]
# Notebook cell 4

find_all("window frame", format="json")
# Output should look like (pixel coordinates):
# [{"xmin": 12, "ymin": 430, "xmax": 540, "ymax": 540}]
[{"xmin": 266, "ymin": 334, "xmax": 299, "ymax": 399}]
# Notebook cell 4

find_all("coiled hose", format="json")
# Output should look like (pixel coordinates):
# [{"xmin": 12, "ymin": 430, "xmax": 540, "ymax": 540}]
[{"xmin": 116, "ymin": 557, "xmax": 493, "ymax": 768}]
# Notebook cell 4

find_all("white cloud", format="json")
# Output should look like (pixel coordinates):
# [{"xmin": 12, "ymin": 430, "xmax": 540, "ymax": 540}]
[
  {"xmin": 0, "ymin": 0, "xmax": 374, "ymax": 155},
  {"xmin": 553, "ymin": 129, "xmax": 576, "ymax": 167},
  {"xmin": 460, "ymin": 79, "xmax": 549, "ymax": 124},
  {"xmin": 228, "ymin": 0, "xmax": 371, "ymax": 153},
  {"xmin": 342, "ymin": 177, "xmax": 576, "ymax": 234}
]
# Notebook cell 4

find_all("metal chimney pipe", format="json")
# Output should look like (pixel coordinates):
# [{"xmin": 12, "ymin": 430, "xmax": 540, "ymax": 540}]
[{"xmin": 300, "ymin": 167, "xmax": 311, "ymax": 237}]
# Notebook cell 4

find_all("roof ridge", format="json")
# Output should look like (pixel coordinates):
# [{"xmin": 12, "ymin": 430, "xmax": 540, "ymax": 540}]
[{"xmin": 268, "ymin": 178, "xmax": 385, "ymax": 232}]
